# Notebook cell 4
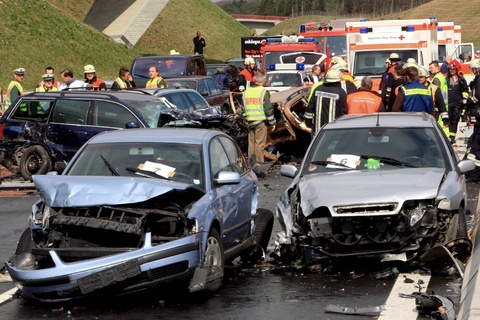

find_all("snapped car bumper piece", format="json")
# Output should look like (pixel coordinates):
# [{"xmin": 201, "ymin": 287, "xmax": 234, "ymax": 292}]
[{"xmin": 5, "ymin": 233, "xmax": 201, "ymax": 303}]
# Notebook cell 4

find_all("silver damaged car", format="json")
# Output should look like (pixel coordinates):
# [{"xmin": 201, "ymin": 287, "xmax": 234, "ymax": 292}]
[
  {"xmin": 5, "ymin": 128, "xmax": 273, "ymax": 303},
  {"xmin": 275, "ymin": 113, "xmax": 475, "ymax": 266}
]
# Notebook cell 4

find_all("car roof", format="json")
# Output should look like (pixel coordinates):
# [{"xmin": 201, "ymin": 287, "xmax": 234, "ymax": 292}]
[
  {"xmin": 133, "ymin": 88, "xmax": 199, "ymax": 95},
  {"xmin": 165, "ymin": 75, "xmax": 214, "ymax": 81},
  {"xmin": 87, "ymin": 127, "xmax": 225, "ymax": 144},
  {"xmin": 134, "ymin": 54, "xmax": 204, "ymax": 60},
  {"xmin": 25, "ymin": 91, "xmax": 161, "ymax": 103},
  {"xmin": 325, "ymin": 113, "xmax": 437, "ymax": 129}
]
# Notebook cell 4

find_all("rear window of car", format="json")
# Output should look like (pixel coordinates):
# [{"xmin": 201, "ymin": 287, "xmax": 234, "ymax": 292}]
[
  {"xmin": 127, "ymin": 100, "xmax": 171, "ymax": 128},
  {"xmin": 132, "ymin": 58, "xmax": 188, "ymax": 79}
]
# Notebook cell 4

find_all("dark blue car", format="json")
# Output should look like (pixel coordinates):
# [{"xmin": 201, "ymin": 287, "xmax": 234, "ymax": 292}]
[{"xmin": 0, "ymin": 91, "xmax": 170, "ymax": 180}]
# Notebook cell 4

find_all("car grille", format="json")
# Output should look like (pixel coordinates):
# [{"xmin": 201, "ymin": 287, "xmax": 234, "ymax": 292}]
[{"xmin": 333, "ymin": 203, "xmax": 398, "ymax": 214}]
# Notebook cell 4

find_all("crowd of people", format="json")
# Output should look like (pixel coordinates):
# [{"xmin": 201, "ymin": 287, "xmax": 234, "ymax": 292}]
[{"xmin": 236, "ymin": 52, "xmax": 480, "ymax": 172}]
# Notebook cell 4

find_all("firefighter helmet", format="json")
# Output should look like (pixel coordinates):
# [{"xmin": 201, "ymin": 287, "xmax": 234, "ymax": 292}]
[
  {"xmin": 84, "ymin": 64, "xmax": 96, "ymax": 74},
  {"xmin": 324, "ymin": 68, "xmax": 343, "ymax": 83},
  {"xmin": 389, "ymin": 53, "xmax": 402, "ymax": 61},
  {"xmin": 448, "ymin": 60, "xmax": 461, "ymax": 71},
  {"xmin": 244, "ymin": 57, "xmax": 255, "ymax": 66},
  {"xmin": 418, "ymin": 67, "xmax": 429, "ymax": 77},
  {"xmin": 331, "ymin": 56, "xmax": 347, "ymax": 68},
  {"xmin": 470, "ymin": 59, "xmax": 480, "ymax": 69}
]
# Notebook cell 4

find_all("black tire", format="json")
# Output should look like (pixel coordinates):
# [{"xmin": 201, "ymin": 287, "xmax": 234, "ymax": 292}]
[
  {"xmin": 444, "ymin": 207, "xmax": 468, "ymax": 243},
  {"xmin": 20, "ymin": 145, "xmax": 52, "ymax": 181},
  {"xmin": 456, "ymin": 207, "xmax": 468, "ymax": 239},
  {"xmin": 204, "ymin": 229, "xmax": 224, "ymax": 292},
  {"xmin": 253, "ymin": 208, "xmax": 274, "ymax": 252},
  {"xmin": 241, "ymin": 209, "xmax": 274, "ymax": 266},
  {"xmin": 15, "ymin": 229, "xmax": 35, "ymax": 255}
]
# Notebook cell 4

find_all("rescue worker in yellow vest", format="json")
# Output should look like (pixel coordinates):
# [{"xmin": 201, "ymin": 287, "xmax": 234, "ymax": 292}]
[
  {"xmin": 5, "ymin": 68, "xmax": 25, "ymax": 110},
  {"xmin": 242, "ymin": 71, "xmax": 276, "ymax": 165},
  {"xmin": 35, "ymin": 74, "xmax": 58, "ymax": 93},
  {"xmin": 146, "ymin": 66, "xmax": 168, "ymax": 89},
  {"xmin": 34, "ymin": 74, "xmax": 58, "ymax": 114},
  {"xmin": 111, "ymin": 67, "xmax": 136, "ymax": 90}
]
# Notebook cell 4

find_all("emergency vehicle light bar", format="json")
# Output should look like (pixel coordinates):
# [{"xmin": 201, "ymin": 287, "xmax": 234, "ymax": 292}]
[
  {"xmin": 266, "ymin": 36, "xmax": 315, "ymax": 44},
  {"xmin": 269, "ymin": 63, "xmax": 305, "ymax": 71},
  {"xmin": 359, "ymin": 25, "xmax": 416, "ymax": 33}
]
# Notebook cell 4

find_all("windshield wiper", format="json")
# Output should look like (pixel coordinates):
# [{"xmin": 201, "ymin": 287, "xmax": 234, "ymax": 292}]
[
  {"xmin": 359, "ymin": 155, "xmax": 417, "ymax": 168},
  {"xmin": 100, "ymin": 154, "xmax": 119, "ymax": 176},
  {"xmin": 126, "ymin": 167, "xmax": 169, "ymax": 179},
  {"xmin": 311, "ymin": 160, "xmax": 354, "ymax": 169}
]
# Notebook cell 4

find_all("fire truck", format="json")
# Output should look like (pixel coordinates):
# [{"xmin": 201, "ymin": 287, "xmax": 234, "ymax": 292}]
[
  {"xmin": 259, "ymin": 35, "xmax": 327, "ymax": 72},
  {"xmin": 298, "ymin": 18, "xmax": 367, "ymax": 59},
  {"xmin": 346, "ymin": 18, "xmax": 439, "ymax": 91}
]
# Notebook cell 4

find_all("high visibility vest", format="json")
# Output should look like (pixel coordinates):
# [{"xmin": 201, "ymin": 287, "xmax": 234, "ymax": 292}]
[
  {"xmin": 35, "ymin": 86, "xmax": 58, "ymax": 93},
  {"xmin": 347, "ymin": 90, "xmax": 382, "ymax": 114},
  {"xmin": 400, "ymin": 80, "xmax": 433, "ymax": 113},
  {"xmin": 5, "ymin": 81, "xmax": 24, "ymax": 109},
  {"xmin": 432, "ymin": 72, "xmax": 448, "ymax": 109},
  {"xmin": 114, "ymin": 77, "xmax": 127, "ymax": 89},
  {"xmin": 243, "ymin": 86, "xmax": 267, "ymax": 121},
  {"xmin": 146, "ymin": 76, "xmax": 166, "ymax": 88}
]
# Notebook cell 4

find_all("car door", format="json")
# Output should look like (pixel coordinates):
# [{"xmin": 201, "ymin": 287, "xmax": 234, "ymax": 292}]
[
  {"xmin": 209, "ymin": 136, "xmax": 254, "ymax": 250},
  {"xmin": 205, "ymin": 78, "xmax": 225, "ymax": 106},
  {"xmin": 2, "ymin": 98, "xmax": 54, "ymax": 142},
  {"xmin": 92, "ymin": 101, "xmax": 141, "ymax": 128}
]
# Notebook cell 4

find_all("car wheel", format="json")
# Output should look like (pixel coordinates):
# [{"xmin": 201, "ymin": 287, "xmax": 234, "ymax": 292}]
[
  {"xmin": 444, "ymin": 207, "xmax": 468, "ymax": 243},
  {"xmin": 204, "ymin": 229, "xmax": 224, "ymax": 291},
  {"xmin": 15, "ymin": 229, "xmax": 35, "ymax": 255},
  {"xmin": 20, "ymin": 145, "xmax": 52, "ymax": 181},
  {"xmin": 241, "ymin": 208, "xmax": 274, "ymax": 266},
  {"xmin": 253, "ymin": 208, "xmax": 274, "ymax": 252}
]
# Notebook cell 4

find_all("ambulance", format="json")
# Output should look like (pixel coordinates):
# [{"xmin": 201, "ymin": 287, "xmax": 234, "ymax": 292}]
[
  {"xmin": 437, "ymin": 21, "xmax": 456, "ymax": 62},
  {"xmin": 259, "ymin": 35, "xmax": 327, "ymax": 71},
  {"xmin": 298, "ymin": 18, "xmax": 367, "ymax": 59},
  {"xmin": 345, "ymin": 18, "xmax": 439, "ymax": 91}
]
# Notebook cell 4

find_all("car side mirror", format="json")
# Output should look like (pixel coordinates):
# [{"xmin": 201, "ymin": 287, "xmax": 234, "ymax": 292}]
[
  {"xmin": 215, "ymin": 171, "xmax": 241, "ymax": 185},
  {"xmin": 280, "ymin": 164, "xmax": 298, "ymax": 178},
  {"xmin": 458, "ymin": 159, "xmax": 476, "ymax": 174},
  {"xmin": 125, "ymin": 121, "xmax": 140, "ymax": 129},
  {"xmin": 200, "ymin": 91, "xmax": 209, "ymax": 97}
]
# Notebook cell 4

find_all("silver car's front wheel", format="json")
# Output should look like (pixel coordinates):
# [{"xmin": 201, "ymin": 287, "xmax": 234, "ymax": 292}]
[{"xmin": 204, "ymin": 229, "xmax": 224, "ymax": 291}]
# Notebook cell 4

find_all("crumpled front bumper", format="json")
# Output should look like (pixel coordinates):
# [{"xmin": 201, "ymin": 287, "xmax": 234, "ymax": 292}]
[{"xmin": 5, "ymin": 233, "xmax": 201, "ymax": 303}]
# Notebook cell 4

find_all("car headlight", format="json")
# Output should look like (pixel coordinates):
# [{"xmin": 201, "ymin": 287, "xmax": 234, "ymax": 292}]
[
  {"xmin": 409, "ymin": 206, "xmax": 426, "ymax": 227},
  {"xmin": 437, "ymin": 198, "xmax": 451, "ymax": 210}
]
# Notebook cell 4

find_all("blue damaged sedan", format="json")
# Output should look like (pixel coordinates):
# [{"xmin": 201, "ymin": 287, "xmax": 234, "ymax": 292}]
[{"xmin": 5, "ymin": 128, "xmax": 273, "ymax": 303}]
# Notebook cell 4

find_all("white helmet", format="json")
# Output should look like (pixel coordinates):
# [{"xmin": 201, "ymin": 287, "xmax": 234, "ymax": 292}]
[
  {"xmin": 418, "ymin": 67, "xmax": 429, "ymax": 77},
  {"xmin": 331, "ymin": 56, "xmax": 347, "ymax": 68},
  {"xmin": 244, "ymin": 57, "xmax": 255, "ymax": 66},
  {"xmin": 84, "ymin": 64, "xmax": 96, "ymax": 73},
  {"xmin": 325, "ymin": 68, "xmax": 343, "ymax": 83},
  {"xmin": 470, "ymin": 59, "xmax": 480, "ymax": 70}
]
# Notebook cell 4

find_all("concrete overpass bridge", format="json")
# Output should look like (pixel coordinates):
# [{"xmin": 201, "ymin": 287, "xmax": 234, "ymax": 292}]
[{"xmin": 230, "ymin": 14, "xmax": 289, "ymax": 35}]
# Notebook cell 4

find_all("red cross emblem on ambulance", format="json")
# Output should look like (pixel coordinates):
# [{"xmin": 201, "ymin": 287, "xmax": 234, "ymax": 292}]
[{"xmin": 295, "ymin": 56, "xmax": 306, "ymax": 63}]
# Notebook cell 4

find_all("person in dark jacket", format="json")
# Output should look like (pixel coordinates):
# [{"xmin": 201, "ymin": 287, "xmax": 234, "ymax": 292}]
[
  {"xmin": 193, "ymin": 31, "xmax": 206, "ymax": 54},
  {"xmin": 386, "ymin": 64, "xmax": 405, "ymax": 112},
  {"xmin": 305, "ymin": 68, "xmax": 348, "ymax": 135},
  {"xmin": 212, "ymin": 67, "xmax": 230, "ymax": 90},
  {"xmin": 446, "ymin": 59, "xmax": 470, "ymax": 144}
]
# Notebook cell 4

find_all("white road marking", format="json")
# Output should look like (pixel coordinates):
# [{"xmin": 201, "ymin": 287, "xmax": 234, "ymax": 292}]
[
  {"xmin": 0, "ymin": 288, "xmax": 17, "ymax": 305},
  {"xmin": 378, "ymin": 273, "xmax": 431, "ymax": 320}
]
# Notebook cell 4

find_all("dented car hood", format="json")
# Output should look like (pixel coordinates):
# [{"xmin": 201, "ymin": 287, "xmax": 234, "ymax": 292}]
[
  {"xmin": 32, "ymin": 175, "xmax": 201, "ymax": 207},
  {"xmin": 298, "ymin": 168, "xmax": 445, "ymax": 217}
]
